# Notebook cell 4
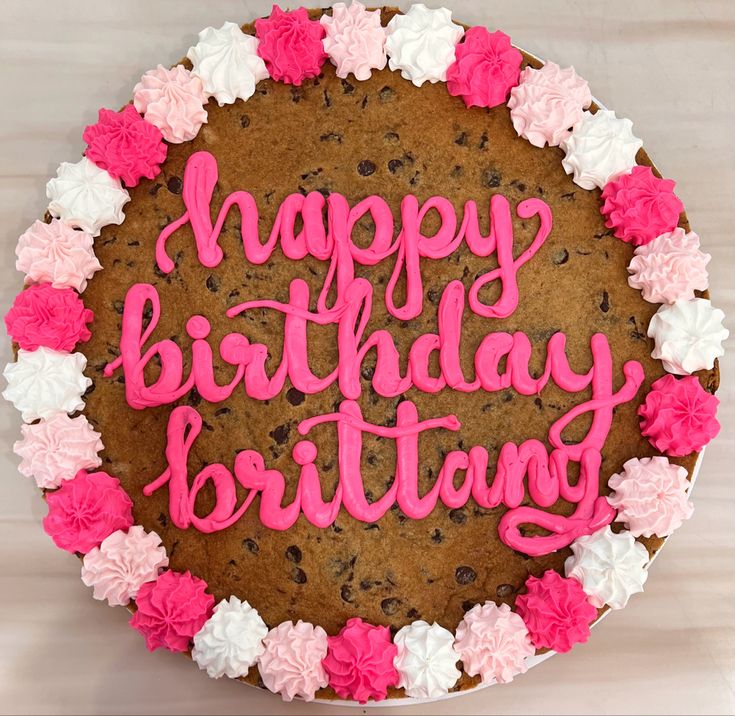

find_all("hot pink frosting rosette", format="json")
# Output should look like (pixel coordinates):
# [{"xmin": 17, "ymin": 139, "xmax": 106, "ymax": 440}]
[
  {"xmin": 133, "ymin": 64, "xmax": 208, "ymax": 144},
  {"xmin": 255, "ymin": 5, "xmax": 327, "ymax": 86},
  {"xmin": 507, "ymin": 62, "xmax": 592, "ymax": 147},
  {"xmin": 15, "ymin": 219, "xmax": 101, "ymax": 292},
  {"xmin": 323, "ymin": 617, "xmax": 398, "ymax": 703},
  {"xmin": 607, "ymin": 456, "xmax": 694, "ymax": 538},
  {"xmin": 454, "ymin": 601, "xmax": 535, "ymax": 684},
  {"xmin": 81, "ymin": 526, "xmax": 168, "ymax": 606},
  {"xmin": 258, "ymin": 620, "xmax": 329, "ymax": 701},
  {"xmin": 14, "ymin": 412, "xmax": 103, "ymax": 489},
  {"xmin": 130, "ymin": 570, "xmax": 214, "ymax": 652},
  {"xmin": 639, "ymin": 374, "xmax": 719, "ymax": 456},
  {"xmin": 446, "ymin": 27, "xmax": 522, "ymax": 109},
  {"xmin": 600, "ymin": 166, "xmax": 684, "ymax": 246},
  {"xmin": 83, "ymin": 105, "xmax": 167, "ymax": 187},
  {"xmin": 42, "ymin": 470, "xmax": 133, "ymax": 554},
  {"xmin": 627, "ymin": 228, "xmax": 710, "ymax": 304},
  {"xmin": 5, "ymin": 283, "xmax": 93, "ymax": 352},
  {"xmin": 515, "ymin": 570, "xmax": 597, "ymax": 653}
]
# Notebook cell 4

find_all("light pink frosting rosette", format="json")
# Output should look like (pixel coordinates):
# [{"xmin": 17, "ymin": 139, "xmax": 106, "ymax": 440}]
[
  {"xmin": 454, "ymin": 601, "xmax": 534, "ymax": 684},
  {"xmin": 607, "ymin": 456, "xmax": 694, "ymax": 538},
  {"xmin": 81, "ymin": 526, "xmax": 168, "ymax": 606},
  {"xmin": 14, "ymin": 412, "xmax": 103, "ymax": 489},
  {"xmin": 320, "ymin": 2, "xmax": 386, "ymax": 81},
  {"xmin": 508, "ymin": 62, "xmax": 592, "ymax": 147},
  {"xmin": 5, "ymin": 283, "xmax": 93, "ymax": 352},
  {"xmin": 133, "ymin": 65, "xmax": 208, "ymax": 144},
  {"xmin": 258, "ymin": 620, "xmax": 329, "ymax": 701},
  {"xmin": 627, "ymin": 228, "xmax": 710, "ymax": 304},
  {"xmin": 15, "ymin": 219, "xmax": 101, "ymax": 292}
]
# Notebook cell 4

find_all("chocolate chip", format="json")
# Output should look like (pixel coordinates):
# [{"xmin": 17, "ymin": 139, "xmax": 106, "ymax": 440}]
[
  {"xmin": 290, "ymin": 87, "xmax": 303, "ymax": 103},
  {"xmin": 270, "ymin": 424, "xmax": 290, "ymax": 445},
  {"xmin": 291, "ymin": 567, "xmax": 307, "ymax": 584},
  {"xmin": 384, "ymin": 131, "xmax": 400, "ymax": 143},
  {"xmin": 427, "ymin": 288, "xmax": 440, "ymax": 304},
  {"xmin": 496, "ymin": 583, "xmax": 515, "ymax": 598},
  {"xmin": 205, "ymin": 274, "xmax": 220, "ymax": 293},
  {"xmin": 242, "ymin": 538, "xmax": 259, "ymax": 554},
  {"xmin": 186, "ymin": 388, "xmax": 202, "ymax": 407},
  {"xmin": 214, "ymin": 407, "xmax": 231, "ymax": 417},
  {"xmin": 157, "ymin": 512, "xmax": 168, "ymax": 528},
  {"xmin": 600, "ymin": 290, "xmax": 610, "ymax": 313},
  {"xmin": 561, "ymin": 191, "xmax": 575, "ymax": 201},
  {"xmin": 431, "ymin": 528, "xmax": 443, "ymax": 543},
  {"xmin": 286, "ymin": 387, "xmax": 305, "ymax": 406},
  {"xmin": 379, "ymin": 86, "xmax": 396, "ymax": 102},
  {"xmin": 357, "ymin": 160, "xmax": 376, "ymax": 176},
  {"xmin": 455, "ymin": 566, "xmax": 477, "ymax": 585},
  {"xmin": 239, "ymin": 114, "xmax": 250, "ymax": 128},
  {"xmin": 455, "ymin": 132, "xmax": 468, "ymax": 146},
  {"xmin": 553, "ymin": 249, "xmax": 570, "ymax": 265},
  {"xmin": 482, "ymin": 169, "xmax": 502, "ymax": 188},
  {"xmin": 320, "ymin": 132, "xmax": 342, "ymax": 143},
  {"xmin": 479, "ymin": 132, "xmax": 489, "ymax": 150},
  {"xmin": 406, "ymin": 608, "xmax": 420, "ymax": 619},
  {"xmin": 286, "ymin": 545, "xmax": 302, "ymax": 564},
  {"xmin": 341, "ymin": 79, "xmax": 355, "ymax": 94},
  {"xmin": 167, "ymin": 176, "xmax": 183, "ymax": 194},
  {"xmin": 361, "ymin": 365, "xmax": 375, "ymax": 381},
  {"xmin": 381, "ymin": 598, "xmax": 401, "ymax": 616},
  {"xmin": 359, "ymin": 579, "xmax": 373, "ymax": 591},
  {"xmin": 361, "ymin": 95, "xmax": 368, "ymax": 110},
  {"xmin": 461, "ymin": 600, "xmax": 475, "ymax": 613},
  {"xmin": 148, "ymin": 182, "xmax": 162, "ymax": 197},
  {"xmin": 340, "ymin": 584, "xmax": 354, "ymax": 603},
  {"xmin": 388, "ymin": 158, "xmax": 403, "ymax": 174},
  {"xmin": 323, "ymin": 89, "xmax": 332, "ymax": 107},
  {"xmin": 450, "ymin": 165, "xmax": 463, "ymax": 178},
  {"xmin": 112, "ymin": 300, "xmax": 124, "ymax": 315},
  {"xmin": 449, "ymin": 508, "xmax": 466, "ymax": 525}
]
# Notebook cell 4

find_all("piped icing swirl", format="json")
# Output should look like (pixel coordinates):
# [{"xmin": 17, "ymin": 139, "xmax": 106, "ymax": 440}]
[
  {"xmin": 14, "ymin": 412, "xmax": 103, "ymax": 489},
  {"xmin": 564, "ymin": 526, "xmax": 649, "ymax": 610},
  {"xmin": 15, "ymin": 219, "xmax": 101, "ymax": 292},
  {"xmin": 560, "ymin": 110, "xmax": 642, "ymax": 190},
  {"xmin": 320, "ymin": 2, "xmax": 386, "ymax": 81},
  {"xmin": 601, "ymin": 165, "xmax": 684, "ymax": 246},
  {"xmin": 628, "ymin": 228, "xmax": 710, "ymax": 304},
  {"xmin": 508, "ymin": 61, "xmax": 591, "ymax": 147},
  {"xmin": 385, "ymin": 4, "xmax": 464, "ymax": 87},
  {"xmin": 2, "ymin": 347, "xmax": 91, "ymax": 422},
  {"xmin": 81, "ymin": 526, "xmax": 168, "ymax": 606},
  {"xmin": 393, "ymin": 620, "xmax": 460, "ymax": 699},
  {"xmin": 255, "ymin": 6, "xmax": 327, "ymax": 86},
  {"xmin": 46, "ymin": 157, "xmax": 129, "ymax": 237},
  {"xmin": 187, "ymin": 21, "xmax": 269, "ymax": 105},
  {"xmin": 191, "ymin": 596, "xmax": 267, "ymax": 678},
  {"xmin": 258, "ymin": 620, "xmax": 329, "ymax": 702},
  {"xmin": 648, "ymin": 298, "xmax": 728, "ymax": 375},
  {"xmin": 607, "ymin": 456, "xmax": 693, "ymax": 538},
  {"xmin": 446, "ymin": 27, "xmax": 522, "ymax": 109},
  {"xmin": 454, "ymin": 602, "xmax": 534, "ymax": 684},
  {"xmin": 133, "ymin": 65, "xmax": 208, "ymax": 144},
  {"xmin": 638, "ymin": 374, "xmax": 720, "ymax": 456}
]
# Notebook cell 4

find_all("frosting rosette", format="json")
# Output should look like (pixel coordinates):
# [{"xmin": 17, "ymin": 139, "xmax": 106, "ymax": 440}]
[
  {"xmin": 564, "ymin": 526, "xmax": 649, "ymax": 610},
  {"xmin": 133, "ymin": 64, "xmax": 208, "ymax": 144},
  {"xmin": 2, "ymin": 347, "xmax": 91, "ymax": 422},
  {"xmin": 393, "ymin": 620, "xmax": 460, "ymax": 699},
  {"xmin": 648, "ymin": 298, "xmax": 728, "ymax": 375},
  {"xmin": 191, "ymin": 596, "xmax": 267, "ymax": 678},
  {"xmin": 323, "ymin": 617, "xmax": 399, "ymax": 703},
  {"xmin": 515, "ymin": 570, "xmax": 597, "ymax": 653},
  {"xmin": 15, "ymin": 219, "xmax": 101, "ymax": 292},
  {"xmin": 508, "ymin": 62, "xmax": 592, "ymax": 147},
  {"xmin": 446, "ymin": 27, "xmax": 522, "ymax": 109},
  {"xmin": 600, "ymin": 165, "xmax": 684, "ymax": 246},
  {"xmin": 560, "ymin": 110, "xmax": 642, "ymax": 190},
  {"xmin": 81, "ymin": 526, "xmax": 168, "ymax": 606},
  {"xmin": 639, "ymin": 374, "xmax": 720, "ymax": 455},
  {"xmin": 42, "ymin": 469, "xmax": 133, "ymax": 554},
  {"xmin": 130, "ymin": 570, "xmax": 214, "ymax": 653},
  {"xmin": 5, "ymin": 283, "xmax": 93, "ymax": 352},
  {"xmin": 46, "ymin": 157, "xmax": 129, "ymax": 237},
  {"xmin": 188, "ymin": 21, "xmax": 269, "ymax": 105},
  {"xmin": 454, "ymin": 601, "xmax": 535, "ymax": 684},
  {"xmin": 255, "ymin": 6, "xmax": 326, "ymax": 86},
  {"xmin": 83, "ymin": 105, "xmax": 167, "ymax": 187},
  {"xmin": 628, "ymin": 228, "xmax": 710, "ymax": 304},
  {"xmin": 320, "ymin": 2, "xmax": 386, "ymax": 81},
  {"xmin": 258, "ymin": 620, "xmax": 329, "ymax": 701},
  {"xmin": 607, "ymin": 456, "xmax": 694, "ymax": 538},
  {"xmin": 385, "ymin": 4, "xmax": 464, "ymax": 87},
  {"xmin": 14, "ymin": 412, "xmax": 103, "ymax": 489}
]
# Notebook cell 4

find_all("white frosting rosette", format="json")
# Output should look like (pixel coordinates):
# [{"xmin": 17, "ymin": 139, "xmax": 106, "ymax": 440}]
[
  {"xmin": 385, "ymin": 4, "xmax": 464, "ymax": 87},
  {"xmin": 560, "ymin": 110, "xmax": 642, "ymax": 190},
  {"xmin": 46, "ymin": 157, "xmax": 129, "ymax": 237},
  {"xmin": 2, "ymin": 348, "xmax": 91, "ymax": 422},
  {"xmin": 648, "ymin": 298, "xmax": 728, "ymax": 374},
  {"xmin": 565, "ymin": 526, "xmax": 649, "ymax": 610},
  {"xmin": 187, "ymin": 21, "xmax": 269, "ymax": 106},
  {"xmin": 192, "ymin": 596, "xmax": 268, "ymax": 679},
  {"xmin": 393, "ymin": 620, "xmax": 461, "ymax": 699}
]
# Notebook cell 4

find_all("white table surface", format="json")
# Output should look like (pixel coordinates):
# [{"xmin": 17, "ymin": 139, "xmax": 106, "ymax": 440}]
[{"xmin": 0, "ymin": 1, "xmax": 733, "ymax": 714}]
